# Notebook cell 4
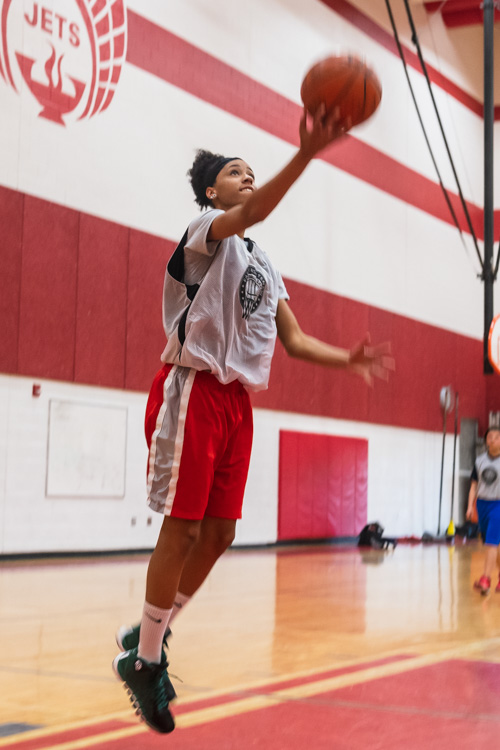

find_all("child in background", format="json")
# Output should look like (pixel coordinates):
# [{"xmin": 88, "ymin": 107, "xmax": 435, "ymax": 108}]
[{"xmin": 467, "ymin": 426, "xmax": 500, "ymax": 595}]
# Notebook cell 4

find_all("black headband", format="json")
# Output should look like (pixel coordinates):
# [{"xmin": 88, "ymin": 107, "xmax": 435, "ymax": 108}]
[{"xmin": 205, "ymin": 156, "xmax": 240, "ymax": 189}]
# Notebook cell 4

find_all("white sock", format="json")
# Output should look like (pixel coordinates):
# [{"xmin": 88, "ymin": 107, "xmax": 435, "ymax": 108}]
[
  {"xmin": 169, "ymin": 591, "xmax": 191, "ymax": 625},
  {"xmin": 138, "ymin": 601, "xmax": 172, "ymax": 664}
]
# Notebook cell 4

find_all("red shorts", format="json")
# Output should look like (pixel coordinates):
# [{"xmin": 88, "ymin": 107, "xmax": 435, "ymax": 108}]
[{"xmin": 145, "ymin": 364, "xmax": 253, "ymax": 520}]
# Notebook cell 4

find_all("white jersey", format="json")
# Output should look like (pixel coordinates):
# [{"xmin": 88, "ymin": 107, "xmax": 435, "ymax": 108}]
[
  {"xmin": 161, "ymin": 209, "xmax": 288, "ymax": 392},
  {"xmin": 472, "ymin": 451, "xmax": 500, "ymax": 500}
]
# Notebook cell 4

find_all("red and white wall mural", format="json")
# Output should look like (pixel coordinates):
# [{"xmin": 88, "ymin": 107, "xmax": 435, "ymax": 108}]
[{"xmin": 0, "ymin": 0, "xmax": 127, "ymax": 125}]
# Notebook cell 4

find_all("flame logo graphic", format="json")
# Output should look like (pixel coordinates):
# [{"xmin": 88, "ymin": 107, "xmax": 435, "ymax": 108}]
[
  {"xmin": 16, "ymin": 44, "xmax": 85, "ymax": 124},
  {"xmin": 44, "ymin": 44, "xmax": 63, "ymax": 93}
]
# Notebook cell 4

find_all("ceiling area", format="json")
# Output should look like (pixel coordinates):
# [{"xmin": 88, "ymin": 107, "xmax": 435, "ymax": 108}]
[{"xmin": 423, "ymin": 1, "xmax": 500, "ymax": 28}]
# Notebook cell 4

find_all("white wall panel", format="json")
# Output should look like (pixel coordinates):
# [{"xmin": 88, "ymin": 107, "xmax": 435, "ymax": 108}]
[
  {"xmin": 125, "ymin": 0, "xmax": 489, "ymax": 200},
  {"xmin": 0, "ymin": 375, "xmax": 162, "ymax": 555},
  {"xmin": 404, "ymin": 209, "xmax": 484, "ymax": 334},
  {"xmin": 1, "ymin": 376, "xmax": 457, "ymax": 554}
]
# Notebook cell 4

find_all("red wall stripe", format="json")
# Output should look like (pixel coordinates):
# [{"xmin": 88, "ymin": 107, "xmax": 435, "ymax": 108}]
[
  {"xmin": 74, "ymin": 215, "xmax": 130, "ymax": 388},
  {"xmin": 425, "ymin": 1, "xmax": 500, "ymax": 29},
  {"xmin": 126, "ymin": 10, "xmax": 495, "ymax": 241},
  {"xmin": 125, "ymin": 229, "xmax": 174, "ymax": 391},
  {"xmin": 18, "ymin": 197, "xmax": 79, "ymax": 382},
  {"xmin": 0, "ymin": 186, "xmax": 23, "ymax": 373},
  {"xmin": 0, "ymin": 187, "xmax": 497, "ymax": 434},
  {"xmin": 323, "ymin": 136, "xmax": 485, "ymax": 239}
]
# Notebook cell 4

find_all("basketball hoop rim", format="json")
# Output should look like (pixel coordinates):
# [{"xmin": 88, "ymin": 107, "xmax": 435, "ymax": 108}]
[{"xmin": 488, "ymin": 313, "xmax": 500, "ymax": 375}]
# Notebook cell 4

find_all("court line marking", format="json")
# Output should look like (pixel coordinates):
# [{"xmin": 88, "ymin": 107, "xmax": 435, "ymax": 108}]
[
  {"xmin": 2, "ymin": 638, "xmax": 500, "ymax": 750},
  {"xmin": 176, "ymin": 639, "xmax": 500, "ymax": 728},
  {"xmin": 0, "ymin": 651, "xmax": 410, "ymax": 745}
]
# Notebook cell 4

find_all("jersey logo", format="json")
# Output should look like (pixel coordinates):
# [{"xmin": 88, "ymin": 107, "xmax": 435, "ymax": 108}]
[
  {"xmin": 482, "ymin": 467, "xmax": 498, "ymax": 486},
  {"xmin": 239, "ymin": 265, "xmax": 266, "ymax": 320},
  {"xmin": 0, "ymin": 0, "xmax": 127, "ymax": 126}
]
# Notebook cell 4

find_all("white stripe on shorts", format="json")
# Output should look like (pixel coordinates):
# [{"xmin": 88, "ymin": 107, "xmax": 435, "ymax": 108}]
[{"xmin": 147, "ymin": 366, "xmax": 196, "ymax": 515}]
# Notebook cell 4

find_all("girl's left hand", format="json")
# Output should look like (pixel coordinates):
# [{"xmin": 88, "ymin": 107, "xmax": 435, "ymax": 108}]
[{"xmin": 348, "ymin": 335, "xmax": 395, "ymax": 386}]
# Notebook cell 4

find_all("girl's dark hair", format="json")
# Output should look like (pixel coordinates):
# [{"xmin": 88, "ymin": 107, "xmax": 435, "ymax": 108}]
[{"xmin": 187, "ymin": 149, "xmax": 224, "ymax": 209}]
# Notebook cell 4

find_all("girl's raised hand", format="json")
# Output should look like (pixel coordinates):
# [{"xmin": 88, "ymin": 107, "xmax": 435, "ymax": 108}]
[{"xmin": 298, "ymin": 104, "xmax": 351, "ymax": 160}]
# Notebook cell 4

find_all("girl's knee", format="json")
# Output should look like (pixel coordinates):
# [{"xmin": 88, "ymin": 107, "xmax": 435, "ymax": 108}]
[
  {"xmin": 203, "ymin": 518, "xmax": 236, "ymax": 554},
  {"xmin": 217, "ymin": 527, "xmax": 236, "ymax": 552},
  {"xmin": 158, "ymin": 517, "xmax": 201, "ymax": 554}
]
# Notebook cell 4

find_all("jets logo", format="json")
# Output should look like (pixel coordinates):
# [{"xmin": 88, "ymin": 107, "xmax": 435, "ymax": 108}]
[
  {"xmin": 0, "ymin": 0, "xmax": 127, "ymax": 126},
  {"xmin": 239, "ymin": 266, "xmax": 266, "ymax": 320}
]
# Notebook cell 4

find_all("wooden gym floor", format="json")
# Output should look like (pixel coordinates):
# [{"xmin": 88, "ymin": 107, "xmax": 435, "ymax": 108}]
[{"xmin": 1, "ymin": 541, "xmax": 500, "ymax": 749}]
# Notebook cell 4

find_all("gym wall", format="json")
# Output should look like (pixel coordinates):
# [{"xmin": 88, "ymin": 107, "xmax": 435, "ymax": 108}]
[{"xmin": 0, "ymin": 0, "xmax": 499, "ymax": 553}]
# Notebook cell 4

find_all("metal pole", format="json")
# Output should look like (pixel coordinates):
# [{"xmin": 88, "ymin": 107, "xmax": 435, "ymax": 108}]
[
  {"xmin": 450, "ymin": 393, "xmax": 459, "ymax": 521},
  {"xmin": 438, "ymin": 408, "xmax": 447, "ymax": 536},
  {"xmin": 483, "ymin": 0, "xmax": 495, "ymax": 374}
]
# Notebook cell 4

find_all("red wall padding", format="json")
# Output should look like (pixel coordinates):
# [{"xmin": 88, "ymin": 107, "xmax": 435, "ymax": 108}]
[
  {"xmin": 0, "ymin": 185, "xmax": 498, "ymax": 433},
  {"xmin": 0, "ymin": 187, "xmax": 171, "ymax": 391},
  {"xmin": 278, "ymin": 430, "xmax": 368, "ymax": 540},
  {"xmin": 125, "ymin": 229, "xmax": 172, "ymax": 391},
  {"xmin": 75, "ymin": 215, "xmax": 130, "ymax": 387},
  {"xmin": 19, "ymin": 196, "xmax": 80, "ymax": 382},
  {"xmin": 0, "ymin": 187, "xmax": 23, "ymax": 374}
]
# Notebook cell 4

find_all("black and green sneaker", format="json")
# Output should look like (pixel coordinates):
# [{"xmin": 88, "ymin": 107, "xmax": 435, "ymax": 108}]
[
  {"xmin": 113, "ymin": 648, "xmax": 176, "ymax": 734},
  {"xmin": 116, "ymin": 624, "xmax": 171, "ymax": 653}
]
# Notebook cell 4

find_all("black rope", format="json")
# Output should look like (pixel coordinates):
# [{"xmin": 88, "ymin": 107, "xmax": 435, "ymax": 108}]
[
  {"xmin": 400, "ymin": 0, "xmax": 484, "ymax": 270},
  {"xmin": 494, "ymin": 237, "xmax": 500, "ymax": 281},
  {"xmin": 384, "ymin": 0, "xmax": 470, "ymax": 255},
  {"xmin": 486, "ymin": 0, "xmax": 500, "ymax": 279}
]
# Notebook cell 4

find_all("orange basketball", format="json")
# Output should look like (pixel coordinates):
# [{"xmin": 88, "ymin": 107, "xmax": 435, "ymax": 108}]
[{"xmin": 300, "ymin": 54, "xmax": 382, "ymax": 128}]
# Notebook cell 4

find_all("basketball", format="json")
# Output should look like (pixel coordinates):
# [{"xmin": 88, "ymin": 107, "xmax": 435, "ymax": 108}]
[{"xmin": 300, "ymin": 54, "xmax": 382, "ymax": 128}]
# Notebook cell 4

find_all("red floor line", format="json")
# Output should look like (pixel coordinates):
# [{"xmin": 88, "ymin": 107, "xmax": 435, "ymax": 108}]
[
  {"xmin": 0, "ymin": 654, "xmax": 413, "ymax": 749},
  {"xmin": 7, "ymin": 658, "xmax": 500, "ymax": 750},
  {"xmin": 174, "ymin": 653, "xmax": 413, "ymax": 715}
]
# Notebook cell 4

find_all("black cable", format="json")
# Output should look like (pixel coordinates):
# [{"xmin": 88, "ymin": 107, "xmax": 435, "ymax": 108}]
[
  {"xmin": 485, "ymin": 0, "xmax": 500, "ymax": 280},
  {"xmin": 384, "ymin": 0, "xmax": 470, "ymax": 258},
  {"xmin": 401, "ymin": 0, "xmax": 484, "ymax": 270},
  {"xmin": 494, "ymin": 237, "xmax": 500, "ymax": 281}
]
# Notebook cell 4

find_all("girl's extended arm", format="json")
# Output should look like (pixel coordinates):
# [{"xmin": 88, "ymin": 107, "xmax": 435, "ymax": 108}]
[{"xmin": 276, "ymin": 299, "xmax": 394, "ymax": 386}]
